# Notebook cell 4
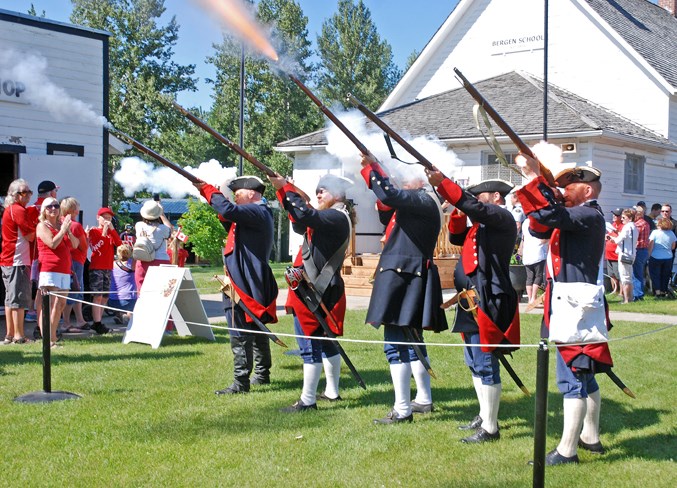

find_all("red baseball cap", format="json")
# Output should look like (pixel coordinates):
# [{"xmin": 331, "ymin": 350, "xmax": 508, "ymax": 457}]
[{"xmin": 97, "ymin": 207, "xmax": 115, "ymax": 217}]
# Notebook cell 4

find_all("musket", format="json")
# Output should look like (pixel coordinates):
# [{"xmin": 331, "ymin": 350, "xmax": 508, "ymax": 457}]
[
  {"xmin": 284, "ymin": 267, "xmax": 367, "ymax": 390},
  {"xmin": 172, "ymin": 101, "xmax": 312, "ymax": 202},
  {"xmin": 403, "ymin": 326, "xmax": 437, "ymax": 380},
  {"xmin": 214, "ymin": 275, "xmax": 287, "ymax": 348},
  {"xmin": 605, "ymin": 369, "xmax": 636, "ymax": 399},
  {"xmin": 453, "ymin": 67, "xmax": 557, "ymax": 188},
  {"xmin": 346, "ymin": 93, "xmax": 435, "ymax": 171},
  {"xmin": 288, "ymin": 75, "xmax": 370, "ymax": 156},
  {"xmin": 108, "ymin": 128, "xmax": 201, "ymax": 184}
]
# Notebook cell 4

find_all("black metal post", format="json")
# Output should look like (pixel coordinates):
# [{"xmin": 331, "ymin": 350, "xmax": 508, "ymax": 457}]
[
  {"xmin": 238, "ymin": 42, "xmax": 245, "ymax": 176},
  {"xmin": 532, "ymin": 340, "xmax": 549, "ymax": 488},
  {"xmin": 14, "ymin": 290, "xmax": 81, "ymax": 403},
  {"xmin": 543, "ymin": 0, "xmax": 549, "ymax": 141},
  {"xmin": 41, "ymin": 291, "xmax": 51, "ymax": 392}
]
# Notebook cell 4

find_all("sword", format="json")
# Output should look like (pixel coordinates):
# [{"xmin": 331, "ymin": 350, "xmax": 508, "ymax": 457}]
[
  {"xmin": 284, "ymin": 267, "xmax": 367, "ymax": 389},
  {"xmin": 402, "ymin": 326, "xmax": 437, "ymax": 379},
  {"xmin": 605, "ymin": 369, "xmax": 636, "ymax": 399},
  {"xmin": 214, "ymin": 275, "xmax": 287, "ymax": 348},
  {"xmin": 495, "ymin": 352, "xmax": 530, "ymax": 396}
]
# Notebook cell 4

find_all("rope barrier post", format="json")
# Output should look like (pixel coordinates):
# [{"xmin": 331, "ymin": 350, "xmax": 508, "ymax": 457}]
[
  {"xmin": 532, "ymin": 339, "xmax": 549, "ymax": 488},
  {"xmin": 14, "ymin": 291, "xmax": 81, "ymax": 404}
]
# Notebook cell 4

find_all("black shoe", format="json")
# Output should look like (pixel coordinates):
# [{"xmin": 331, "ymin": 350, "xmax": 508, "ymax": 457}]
[
  {"xmin": 250, "ymin": 377, "xmax": 270, "ymax": 386},
  {"xmin": 215, "ymin": 384, "xmax": 249, "ymax": 395},
  {"xmin": 373, "ymin": 409, "xmax": 413, "ymax": 425},
  {"xmin": 411, "ymin": 401, "xmax": 434, "ymax": 414},
  {"xmin": 280, "ymin": 400, "xmax": 317, "ymax": 413},
  {"xmin": 33, "ymin": 327, "xmax": 42, "ymax": 340},
  {"xmin": 91, "ymin": 322, "xmax": 110, "ymax": 335},
  {"xmin": 544, "ymin": 449, "xmax": 579, "ymax": 465},
  {"xmin": 578, "ymin": 439, "xmax": 606, "ymax": 454},
  {"xmin": 458, "ymin": 415, "xmax": 483, "ymax": 430},
  {"xmin": 461, "ymin": 427, "xmax": 500, "ymax": 443},
  {"xmin": 318, "ymin": 393, "xmax": 342, "ymax": 402}
]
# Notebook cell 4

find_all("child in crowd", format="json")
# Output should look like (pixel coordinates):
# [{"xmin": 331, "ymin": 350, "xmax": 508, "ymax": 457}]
[
  {"xmin": 86, "ymin": 207, "xmax": 122, "ymax": 334},
  {"xmin": 109, "ymin": 243, "xmax": 136, "ymax": 324}
]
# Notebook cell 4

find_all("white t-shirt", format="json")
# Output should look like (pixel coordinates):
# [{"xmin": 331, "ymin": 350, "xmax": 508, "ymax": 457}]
[
  {"xmin": 135, "ymin": 221, "xmax": 171, "ymax": 261},
  {"xmin": 521, "ymin": 219, "xmax": 549, "ymax": 265}
]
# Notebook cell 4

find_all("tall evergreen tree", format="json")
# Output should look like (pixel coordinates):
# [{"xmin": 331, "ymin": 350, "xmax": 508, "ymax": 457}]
[{"xmin": 316, "ymin": 0, "xmax": 401, "ymax": 110}]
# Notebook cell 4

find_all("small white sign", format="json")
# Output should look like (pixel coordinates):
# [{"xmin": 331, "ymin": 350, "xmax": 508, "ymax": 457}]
[{"xmin": 123, "ymin": 265, "xmax": 215, "ymax": 348}]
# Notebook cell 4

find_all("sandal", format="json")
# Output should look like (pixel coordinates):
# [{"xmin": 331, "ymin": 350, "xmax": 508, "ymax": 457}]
[
  {"xmin": 12, "ymin": 337, "xmax": 33, "ymax": 344},
  {"xmin": 50, "ymin": 341, "xmax": 63, "ymax": 349},
  {"xmin": 62, "ymin": 326, "xmax": 86, "ymax": 333},
  {"xmin": 2, "ymin": 335, "xmax": 13, "ymax": 345}
]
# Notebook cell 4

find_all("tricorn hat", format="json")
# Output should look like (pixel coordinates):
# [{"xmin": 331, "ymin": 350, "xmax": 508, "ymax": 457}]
[
  {"xmin": 465, "ymin": 179, "xmax": 514, "ymax": 197},
  {"xmin": 611, "ymin": 208, "xmax": 623, "ymax": 216},
  {"xmin": 227, "ymin": 176, "xmax": 265, "ymax": 195},
  {"xmin": 554, "ymin": 166, "xmax": 601, "ymax": 187},
  {"xmin": 316, "ymin": 174, "xmax": 353, "ymax": 198}
]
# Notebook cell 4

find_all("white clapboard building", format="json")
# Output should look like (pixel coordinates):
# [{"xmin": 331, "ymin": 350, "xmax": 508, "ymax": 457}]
[
  {"xmin": 0, "ymin": 9, "xmax": 116, "ymax": 225},
  {"xmin": 276, "ymin": 0, "xmax": 677, "ymax": 256}
]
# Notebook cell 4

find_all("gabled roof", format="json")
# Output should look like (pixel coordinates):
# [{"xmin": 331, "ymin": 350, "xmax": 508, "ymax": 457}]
[
  {"xmin": 585, "ymin": 0, "xmax": 677, "ymax": 89},
  {"xmin": 277, "ymin": 71, "xmax": 673, "ymax": 150}
]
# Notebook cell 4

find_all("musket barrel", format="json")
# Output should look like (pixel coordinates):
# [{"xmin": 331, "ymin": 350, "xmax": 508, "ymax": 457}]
[
  {"xmin": 346, "ymin": 93, "xmax": 435, "ymax": 171},
  {"xmin": 172, "ymin": 101, "xmax": 277, "ymax": 177},
  {"xmin": 453, "ymin": 67, "xmax": 557, "ymax": 187},
  {"xmin": 288, "ymin": 75, "xmax": 370, "ymax": 156},
  {"xmin": 109, "ymin": 128, "xmax": 200, "ymax": 183}
]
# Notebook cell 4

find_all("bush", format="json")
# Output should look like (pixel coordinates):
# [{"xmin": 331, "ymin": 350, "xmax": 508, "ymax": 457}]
[{"xmin": 177, "ymin": 198, "xmax": 227, "ymax": 265}]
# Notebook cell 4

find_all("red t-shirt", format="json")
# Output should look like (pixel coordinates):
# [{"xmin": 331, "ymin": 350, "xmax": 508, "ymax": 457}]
[
  {"xmin": 69, "ymin": 222, "xmax": 88, "ymax": 264},
  {"xmin": 89, "ymin": 227, "xmax": 122, "ymax": 270},
  {"xmin": 605, "ymin": 220, "xmax": 623, "ymax": 260},
  {"xmin": 37, "ymin": 224, "xmax": 72, "ymax": 274},
  {"xmin": 0, "ymin": 203, "xmax": 36, "ymax": 266}
]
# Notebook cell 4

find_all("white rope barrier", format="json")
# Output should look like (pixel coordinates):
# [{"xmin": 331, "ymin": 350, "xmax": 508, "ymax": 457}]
[{"xmin": 43, "ymin": 289, "xmax": 677, "ymax": 350}]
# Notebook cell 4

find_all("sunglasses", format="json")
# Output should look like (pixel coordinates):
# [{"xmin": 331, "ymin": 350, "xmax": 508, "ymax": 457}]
[
  {"xmin": 45, "ymin": 204, "xmax": 60, "ymax": 210},
  {"xmin": 17, "ymin": 190, "xmax": 33, "ymax": 196},
  {"xmin": 661, "ymin": 210, "xmax": 670, "ymax": 213}
]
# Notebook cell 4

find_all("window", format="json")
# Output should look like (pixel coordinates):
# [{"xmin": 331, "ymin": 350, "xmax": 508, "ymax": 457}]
[
  {"xmin": 624, "ymin": 153, "xmax": 644, "ymax": 194},
  {"xmin": 482, "ymin": 152, "xmax": 524, "ymax": 185}
]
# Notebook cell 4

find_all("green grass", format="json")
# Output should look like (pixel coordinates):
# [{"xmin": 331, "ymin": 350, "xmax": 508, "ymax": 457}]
[
  {"xmin": 187, "ymin": 262, "xmax": 292, "ymax": 294},
  {"xmin": 605, "ymin": 290, "xmax": 677, "ymax": 314},
  {"xmin": 1, "ymin": 310, "xmax": 675, "ymax": 487}
]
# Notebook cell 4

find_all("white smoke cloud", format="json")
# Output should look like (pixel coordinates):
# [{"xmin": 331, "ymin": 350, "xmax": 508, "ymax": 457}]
[
  {"xmin": 323, "ymin": 107, "xmax": 464, "ymax": 185},
  {"xmin": 114, "ymin": 157, "xmax": 236, "ymax": 198},
  {"xmin": 0, "ymin": 49, "xmax": 108, "ymax": 127}
]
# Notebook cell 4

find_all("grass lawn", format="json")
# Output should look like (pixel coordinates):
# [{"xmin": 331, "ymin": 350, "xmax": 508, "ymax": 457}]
[{"xmin": 1, "ymin": 309, "xmax": 675, "ymax": 487}]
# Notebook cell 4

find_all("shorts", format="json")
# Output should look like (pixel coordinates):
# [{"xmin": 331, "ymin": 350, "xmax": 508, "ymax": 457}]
[
  {"xmin": 2, "ymin": 265, "xmax": 32, "ymax": 309},
  {"xmin": 67, "ymin": 261, "xmax": 85, "ymax": 304},
  {"xmin": 89, "ymin": 269, "xmax": 111, "ymax": 294},
  {"xmin": 606, "ymin": 259, "xmax": 619, "ymax": 279},
  {"xmin": 525, "ymin": 260, "xmax": 545, "ymax": 287},
  {"xmin": 39, "ymin": 271, "xmax": 71, "ymax": 290},
  {"xmin": 618, "ymin": 260, "xmax": 633, "ymax": 284}
]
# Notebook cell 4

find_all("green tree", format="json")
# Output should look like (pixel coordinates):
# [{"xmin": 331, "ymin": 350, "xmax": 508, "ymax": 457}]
[
  {"xmin": 178, "ymin": 199, "xmax": 227, "ymax": 265},
  {"xmin": 69, "ymin": 0, "xmax": 198, "ymax": 203},
  {"xmin": 316, "ymin": 0, "xmax": 401, "ymax": 110}
]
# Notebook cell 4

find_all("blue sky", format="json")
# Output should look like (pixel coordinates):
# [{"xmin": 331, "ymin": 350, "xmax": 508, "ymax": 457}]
[{"xmin": 1, "ymin": 0, "xmax": 458, "ymax": 108}]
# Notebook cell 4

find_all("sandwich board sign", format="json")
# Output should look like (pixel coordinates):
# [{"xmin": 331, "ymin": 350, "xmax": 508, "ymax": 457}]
[{"xmin": 123, "ymin": 265, "xmax": 215, "ymax": 348}]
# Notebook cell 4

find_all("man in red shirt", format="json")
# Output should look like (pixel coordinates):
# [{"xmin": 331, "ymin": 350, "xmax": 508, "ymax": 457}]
[
  {"xmin": 87, "ymin": 207, "xmax": 122, "ymax": 334},
  {"xmin": 1, "ymin": 179, "xmax": 37, "ymax": 344}
]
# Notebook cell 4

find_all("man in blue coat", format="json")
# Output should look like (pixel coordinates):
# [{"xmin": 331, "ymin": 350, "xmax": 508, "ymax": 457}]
[
  {"xmin": 195, "ymin": 176, "xmax": 278, "ymax": 395},
  {"xmin": 427, "ymin": 170, "xmax": 521, "ymax": 443},
  {"xmin": 361, "ymin": 154, "xmax": 448, "ymax": 425}
]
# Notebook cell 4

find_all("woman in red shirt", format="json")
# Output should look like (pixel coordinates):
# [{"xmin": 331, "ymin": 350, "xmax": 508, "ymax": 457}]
[{"xmin": 36, "ymin": 197, "xmax": 79, "ymax": 347}]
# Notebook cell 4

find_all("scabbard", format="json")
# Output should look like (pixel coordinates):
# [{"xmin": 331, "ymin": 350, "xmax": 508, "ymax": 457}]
[
  {"xmin": 605, "ymin": 369, "xmax": 636, "ymax": 399},
  {"xmin": 234, "ymin": 299, "xmax": 287, "ymax": 348},
  {"xmin": 402, "ymin": 327, "xmax": 437, "ymax": 379},
  {"xmin": 495, "ymin": 352, "xmax": 530, "ymax": 396}
]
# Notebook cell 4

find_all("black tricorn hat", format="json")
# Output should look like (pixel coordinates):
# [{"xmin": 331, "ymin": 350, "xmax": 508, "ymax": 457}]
[
  {"xmin": 554, "ymin": 166, "xmax": 601, "ymax": 187},
  {"xmin": 227, "ymin": 176, "xmax": 265, "ymax": 194},
  {"xmin": 466, "ymin": 179, "xmax": 514, "ymax": 197},
  {"xmin": 316, "ymin": 174, "xmax": 353, "ymax": 198}
]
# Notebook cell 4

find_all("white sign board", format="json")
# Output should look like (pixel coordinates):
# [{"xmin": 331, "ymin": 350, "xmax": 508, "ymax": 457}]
[{"xmin": 123, "ymin": 266, "xmax": 215, "ymax": 348}]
